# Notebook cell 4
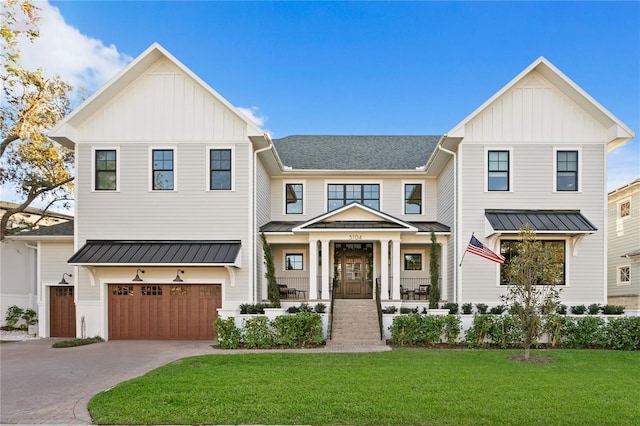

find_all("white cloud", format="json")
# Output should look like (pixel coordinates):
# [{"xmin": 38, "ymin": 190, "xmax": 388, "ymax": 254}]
[
  {"xmin": 17, "ymin": 1, "xmax": 131, "ymax": 92},
  {"xmin": 237, "ymin": 106, "xmax": 268, "ymax": 128}
]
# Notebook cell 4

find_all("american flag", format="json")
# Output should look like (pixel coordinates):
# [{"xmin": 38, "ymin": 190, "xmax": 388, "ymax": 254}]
[{"xmin": 466, "ymin": 235, "xmax": 505, "ymax": 264}]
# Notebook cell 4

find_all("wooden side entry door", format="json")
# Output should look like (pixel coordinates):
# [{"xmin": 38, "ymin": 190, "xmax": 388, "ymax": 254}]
[{"xmin": 50, "ymin": 286, "xmax": 76, "ymax": 337}]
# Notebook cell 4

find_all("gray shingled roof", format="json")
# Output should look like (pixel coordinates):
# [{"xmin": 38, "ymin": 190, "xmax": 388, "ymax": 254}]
[
  {"xmin": 485, "ymin": 210, "xmax": 597, "ymax": 232},
  {"xmin": 68, "ymin": 240, "xmax": 241, "ymax": 265},
  {"xmin": 12, "ymin": 220, "xmax": 74, "ymax": 237},
  {"xmin": 272, "ymin": 135, "xmax": 441, "ymax": 170}
]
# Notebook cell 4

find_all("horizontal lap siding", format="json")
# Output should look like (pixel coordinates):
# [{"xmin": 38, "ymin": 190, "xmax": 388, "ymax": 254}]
[
  {"xmin": 458, "ymin": 73, "xmax": 609, "ymax": 304},
  {"xmin": 73, "ymin": 58, "xmax": 254, "ymax": 303},
  {"xmin": 608, "ymin": 188, "xmax": 640, "ymax": 296},
  {"xmin": 437, "ymin": 159, "xmax": 455, "ymax": 300},
  {"xmin": 40, "ymin": 242, "xmax": 74, "ymax": 284}
]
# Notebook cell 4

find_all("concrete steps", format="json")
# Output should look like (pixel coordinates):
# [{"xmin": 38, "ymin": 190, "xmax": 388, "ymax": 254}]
[{"xmin": 328, "ymin": 299, "xmax": 386, "ymax": 345}]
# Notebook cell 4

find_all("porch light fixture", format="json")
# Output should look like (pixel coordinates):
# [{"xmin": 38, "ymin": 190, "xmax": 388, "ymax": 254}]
[
  {"xmin": 132, "ymin": 269, "xmax": 145, "ymax": 282},
  {"xmin": 58, "ymin": 273, "xmax": 72, "ymax": 285},
  {"xmin": 173, "ymin": 269, "xmax": 185, "ymax": 283}
]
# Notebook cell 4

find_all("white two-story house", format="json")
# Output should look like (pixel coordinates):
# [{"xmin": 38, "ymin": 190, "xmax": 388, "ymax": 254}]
[{"xmin": 42, "ymin": 43, "xmax": 633, "ymax": 340}]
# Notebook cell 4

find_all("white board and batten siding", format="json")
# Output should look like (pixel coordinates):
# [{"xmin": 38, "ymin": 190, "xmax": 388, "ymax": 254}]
[
  {"xmin": 458, "ymin": 71, "xmax": 609, "ymax": 305},
  {"xmin": 72, "ymin": 57, "xmax": 255, "ymax": 303}
]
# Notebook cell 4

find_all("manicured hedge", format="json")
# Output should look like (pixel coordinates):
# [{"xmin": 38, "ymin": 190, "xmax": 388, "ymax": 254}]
[
  {"xmin": 388, "ymin": 313, "xmax": 461, "ymax": 346},
  {"xmin": 213, "ymin": 312, "xmax": 324, "ymax": 349}
]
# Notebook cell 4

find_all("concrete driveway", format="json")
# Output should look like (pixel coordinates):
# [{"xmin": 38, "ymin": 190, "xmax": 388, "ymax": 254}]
[{"xmin": 0, "ymin": 338, "xmax": 214, "ymax": 424}]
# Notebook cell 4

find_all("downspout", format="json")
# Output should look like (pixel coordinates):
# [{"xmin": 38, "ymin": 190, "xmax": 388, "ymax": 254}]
[
  {"xmin": 436, "ymin": 136, "xmax": 460, "ymax": 304},
  {"xmin": 24, "ymin": 242, "xmax": 38, "ymax": 310},
  {"xmin": 252, "ymin": 133, "xmax": 274, "ymax": 303}
]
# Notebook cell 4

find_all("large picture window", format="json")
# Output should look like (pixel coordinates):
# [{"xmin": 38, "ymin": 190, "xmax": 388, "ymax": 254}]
[
  {"xmin": 557, "ymin": 150, "xmax": 578, "ymax": 191},
  {"xmin": 488, "ymin": 150, "xmax": 509, "ymax": 191},
  {"xmin": 328, "ymin": 184, "xmax": 379, "ymax": 211},
  {"xmin": 286, "ymin": 183, "xmax": 303, "ymax": 214},
  {"xmin": 404, "ymin": 254, "xmax": 422, "ymax": 271},
  {"xmin": 210, "ymin": 149, "xmax": 231, "ymax": 190},
  {"xmin": 152, "ymin": 149, "xmax": 174, "ymax": 190},
  {"xmin": 404, "ymin": 184, "xmax": 422, "ymax": 214},
  {"xmin": 95, "ymin": 149, "xmax": 117, "ymax": 190},
  {"xmin": 500, "ymin": 240, "xmax": 565, "ymax": 285}
]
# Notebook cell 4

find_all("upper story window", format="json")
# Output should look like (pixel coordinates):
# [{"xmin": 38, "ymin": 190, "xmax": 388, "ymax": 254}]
[
  {"xmin": 328, "ymin": 184, "xmax": 379, "ymax": 211},
  {"xmin": 500, "ymin": 240, "xmax": 565, "ymax": 285},
  {"xmin": 285, "ymin": 253, "xmax": 303, "ymax": 271},
  {"xmin": 556, "ymin": 150, "xmax": 578, "ymax": 191},
  {"xmin": 209, "ymin": 149, "xmax": 231, "ymax": 190},
  {"xmin": 286, "ymin": 183, "xmax": 303, "ymax": 214},
  {"xmin": 488, "ymin": 150, "xmax": 509, "ymax": 191},
  {"xmin": 95, "ymin": 149, "xmax": 117, "ymax": 191},
  {"xmin": 619, "ymin": 199, "xmax": 631, "ymax": 218},
  {"xmin": 152, "ymin": 149, "xmax": 174, "ymax": 190},
  {"xmin": 404, "ymin": 184, "xmax": 422, "ymax": 214}
]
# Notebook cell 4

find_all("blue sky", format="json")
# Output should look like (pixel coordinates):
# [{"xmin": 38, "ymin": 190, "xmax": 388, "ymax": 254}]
[{"xmin": 15, "ymin": 1, "xmax": 640, "ymax": 193}]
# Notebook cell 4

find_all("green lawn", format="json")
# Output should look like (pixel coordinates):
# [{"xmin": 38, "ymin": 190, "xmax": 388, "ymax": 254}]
[{"xmin": 89, "ymin": 348, "xmax": 639, "ymax": 425}]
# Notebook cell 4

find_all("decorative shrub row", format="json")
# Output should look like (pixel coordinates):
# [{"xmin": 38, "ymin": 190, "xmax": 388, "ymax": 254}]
[
  {"xmin": 213, "ymin": 312, "xmax": 324, "ymax": 349},
  {"xmin": 464, "ymin": 314, "xmax": 640, "ymax": 350},
  {"xmin": 448, "ymin": 303, "xmax": 625, "ymax": 316},
  {"xmin": 388, "ymin": 313, "xmax": 461, "ymax": 346}
]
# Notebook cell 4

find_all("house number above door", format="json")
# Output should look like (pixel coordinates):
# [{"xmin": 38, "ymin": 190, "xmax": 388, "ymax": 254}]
[{"xmin": 349, "ymin": 234, "xmax": 362, "ymax": 240}]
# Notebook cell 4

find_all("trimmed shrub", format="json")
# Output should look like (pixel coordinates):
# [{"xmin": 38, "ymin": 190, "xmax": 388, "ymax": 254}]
[
  {"xmin": 5, "ymin": 305, "xmax": 24, "ymax": 328},
  {"xmin": 461, "ymin": 302, "xmax": 473, "ymax": 315},
  {"xmin": 570, "ymin": 304, "xmax": 586, "ymax": 315},
  {"xmin": 442, "ymin": 302, "xmax": 458, "ymax": 315},
  {"xmin": 604, "ymin": 317, "xmax": 640, "ymax": 350},
  {"xmin": 400, "ymin": 306, "xmax": 418, "ymax": 314},
  {"xmin": 271, "ymin": 312, "xmax": 323, "ymax": 347},
  {"xmin": 382, "ymin": 305, "xmax": 398, "ymax": 314},
  {"xmin": 489, "ymin": 305, "xmax": 506, "ymax": 315},
  {"xmin": 213, "ymin": 317, "xmax": 242, "ymax": 349},
  {"xmin": 562, "ymin": 316, "xmax": 607, "ymax": 349},
  {"xmin": 476, "ymin": 303, "xmax": 488, "ymax": 314},
  {"xmin": 242, "ymin": 316, "xmax": 274, "ymax": 349},
  {"xmin": 587, "ymin": 303, "xmax": 602, "ymax": 315},
  {"xmin": 52, "ymin": 336, "xmax": 104, "ymax": 348},
  {"xmin": 389, "ymin": 314, "xmax": 461, "ymax": 346},
  {"xmin": 464, "ymin": 314, "xmax": 494, "ymax": 348},
  {"xmin": 602, "ymin": 305, "xmax": 625, "ymax": 315},
  {"xmin": 314, "ymin": 303, "xmax": 327, "ymax": 314}
]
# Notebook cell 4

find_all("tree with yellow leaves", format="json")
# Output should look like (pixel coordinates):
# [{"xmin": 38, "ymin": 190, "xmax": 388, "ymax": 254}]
[{"xmin": 1, "ymin": 0, "xmax": 75, "ymax": 239}]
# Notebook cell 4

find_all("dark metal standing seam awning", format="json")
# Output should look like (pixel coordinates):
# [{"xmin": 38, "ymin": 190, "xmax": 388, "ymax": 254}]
[
  {"xmin": 68, "ymin": 240, "xmax": 242, "ymax": 266},
  {"xmin": 485, "ymin": 210, "xmax": 597, "ymax": 234}
]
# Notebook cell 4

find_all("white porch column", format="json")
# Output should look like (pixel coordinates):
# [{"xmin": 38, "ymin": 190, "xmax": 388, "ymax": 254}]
[
  {"xmin": 309, "ymin": 239, "xmax": 318, "ymax": 299},
  {"xmin": 321, "ymin": 239, "xmax": 330, "ymax": 299},
  {"xmin": 391, "ymin": 239, "xmax": 401, "ymax": 300},
  {"xmin": 380, "ymin": 239, "xmax": 390, "ymax": 300},
  {"xmin": 440, "ymin": 239, "xmax": 448, "ymax": 302}
]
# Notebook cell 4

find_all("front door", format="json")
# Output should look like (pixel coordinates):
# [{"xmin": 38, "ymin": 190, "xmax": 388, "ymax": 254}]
[
  {"xmin": 335, "ymin": 250, "xmax": 373, "ymax": 299},
  {"xmin": 50, "ymin": 286, "xmax": 76, "ymax": 337}
]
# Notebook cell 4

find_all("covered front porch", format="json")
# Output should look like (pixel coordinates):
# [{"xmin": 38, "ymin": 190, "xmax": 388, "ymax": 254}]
[{"xmin": 260, "ymin": 203, "xmax": 450, "ymax": 303}]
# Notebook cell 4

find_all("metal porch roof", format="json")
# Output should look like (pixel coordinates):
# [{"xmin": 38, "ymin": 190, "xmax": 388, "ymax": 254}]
[
  {"xmin": 485, "ymin": 210, "xmax": 597, "ymax": 233},
  {"xmin": 68, "ymin": 240, "xmax": 241, "ymax": 265}
]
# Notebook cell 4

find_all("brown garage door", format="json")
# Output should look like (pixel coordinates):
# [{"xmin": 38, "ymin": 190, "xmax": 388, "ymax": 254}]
[
  {"xmin": 108, "ymin": 284, "xmax": 221, "ymax": 340},
  {"xmin": 50, "ymin": 286, "xmax": 76, "ymax": 337}
]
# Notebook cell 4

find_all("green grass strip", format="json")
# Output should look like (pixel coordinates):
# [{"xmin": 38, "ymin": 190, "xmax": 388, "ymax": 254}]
[{"xmin": 89, "ymin": 348, "xmax": 640, "ymax": 425}]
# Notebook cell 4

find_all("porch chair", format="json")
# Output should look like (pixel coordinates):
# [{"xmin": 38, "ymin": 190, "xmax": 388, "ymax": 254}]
[
  {"xmin": 278, "ymin": 284, "xmax": 297, "ymax": 299},
  {"xmin": 417, "ymin": 284, "xmax": 430, "ymax": 300},
  {"xmin": 400, "ymin": 285, "xmax": 409, "ymax": 300}
]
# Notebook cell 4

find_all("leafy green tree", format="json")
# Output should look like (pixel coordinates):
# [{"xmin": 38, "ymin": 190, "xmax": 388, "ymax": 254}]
[
  {"xmin": 429, "ymin": 228, "xmax": 440, "ymax": 308},
  {"xmin": 1, "ymin": 0, "xmax": 75, "ymax": 239},
  {"xmin": 260, "ymin": 232, "xmax": 280, "ymax": 307},
  {"xmin": 500, "ymin": 225, "xmax": 562, "ymax": 360}
]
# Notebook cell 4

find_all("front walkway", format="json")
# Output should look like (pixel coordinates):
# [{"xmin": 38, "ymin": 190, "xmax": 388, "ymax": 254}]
[{"xmin": 0, "ymin": 337, "xmax": 390, "ymax": 424}]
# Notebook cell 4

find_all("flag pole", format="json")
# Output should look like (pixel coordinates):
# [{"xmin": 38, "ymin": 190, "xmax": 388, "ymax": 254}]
[{"xmin": 459, "ymin": 232, "xmax": 473, "ymax": 267}]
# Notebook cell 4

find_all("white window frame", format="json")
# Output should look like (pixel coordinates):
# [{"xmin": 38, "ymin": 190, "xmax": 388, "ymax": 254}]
[
  {"xmin": 401, "ymin": 249, "xmax": 426, "ymax": 271},
  {"xmin": 282, "ymin": 250, "xmax": 307, "ymax": 272},
  {"xmin": 618, "ymin": 198, "xmax": 631, "ymax": 219},
  {"xmin": 402, "ymin": 181, "xmax": 424, "ymax": 215},
  {"xmin": 148, "ymin": 146, "xmax": 177, "ymax": 191},
  {"xmin": 553, "ymin": 147, "xmax": 582, "ymax": 193},
  {"xmin": 283, "ymin": 180, "xmax": 306, "ymax": 215},
  {"xmin": 617, "ymin": 265, "xmax": 631, "ymax": 286},
  {"xmin": 92, "ymin": 146, "xmax": 120, "ymax": 192},
  {"xmin": 206, "ymin": 145, "xmax": 235, "ymax": 191},
  {"xmin": 484, "ymin": 147, "xmax": 513, "ymax": 192}
]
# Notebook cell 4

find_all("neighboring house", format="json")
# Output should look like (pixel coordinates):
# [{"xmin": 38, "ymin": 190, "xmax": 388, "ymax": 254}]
[
  {"xmin": 608, "ymin": 179, "xmax": 640, "ymax": 313},
  {"xmin": 0, "ymin": 202, "xmax": 72, "ymax": 327},
  {"xmin": 41, "ymin": 43, "xmax": 633, "ymax": 340}
]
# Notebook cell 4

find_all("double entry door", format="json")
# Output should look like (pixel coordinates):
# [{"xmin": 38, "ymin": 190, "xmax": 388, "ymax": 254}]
[{"xmin": 334, "ymin": 243, "xmax": 373, "ymax": 299}]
